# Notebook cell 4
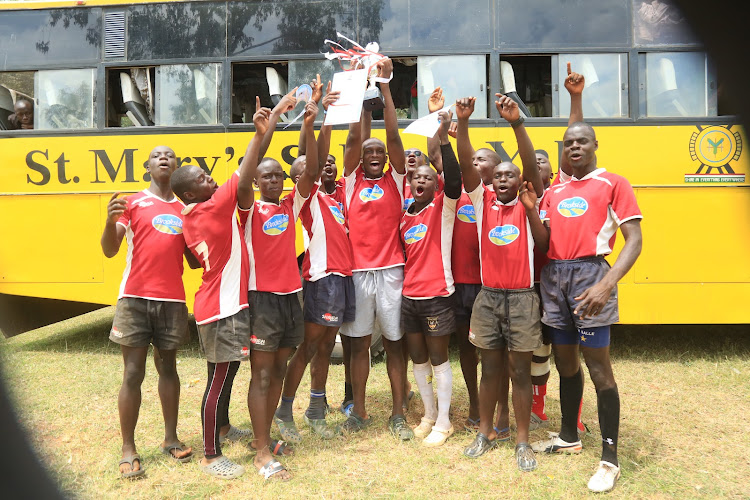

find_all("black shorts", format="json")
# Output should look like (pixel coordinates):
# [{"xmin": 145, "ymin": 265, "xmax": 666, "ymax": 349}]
[
  {"xmin": 469, "ymin": 286, "xmax": 542, "ymax": 352},
  {"xmin": 303, "ymin": 274, "xmax": 356, "ymax": 327},
  {"xmin": 198, "ymin": 308, "xmax": 251, "ymax": 363},
  {"xmin": 401, "ymin": 295, "xmax": 455, "ymax": 337},
  {"xmin": 110, "ymin": 297, "xmax": 189, "ymax": 351},
  {"xmin": 453, "ymin": 283, "xmax": 481, "ymax": 326},
  {"xmin": 248, "ymin": 291, "xmax": 304, "ymax": 352}
]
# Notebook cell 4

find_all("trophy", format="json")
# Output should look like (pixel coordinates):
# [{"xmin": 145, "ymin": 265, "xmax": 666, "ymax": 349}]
[{"xmin": 361, "ymin": 42, "xmax": 385, "ymax": 111}]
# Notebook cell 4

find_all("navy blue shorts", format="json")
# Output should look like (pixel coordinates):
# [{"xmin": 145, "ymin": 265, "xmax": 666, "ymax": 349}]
[
  {"xmin": 453, "ymin": 283, "xmax": 481, "ymax": 326},
  {"xmin": 550, "ymin": 325, "xmax": 611, "ymax": 348},
  {"xmin": 302, "ymin": 274, "xmax": 356, "ymax": 327}
]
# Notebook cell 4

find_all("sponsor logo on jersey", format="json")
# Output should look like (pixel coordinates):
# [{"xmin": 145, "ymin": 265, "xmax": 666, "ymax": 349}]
[
  {"xmin": 359, "ymin": 184, "xmax": 385, "ymax": 202},
  {"xmin": 403, "ymin": 197, "xmax": 415, "ymax": 211},
  {"xmin": 404, "ymin": 223, "xmax": 427, "ymax": 244},
  {"xmin": 137, "ymin": 201, "xmax": 154, "ymax": 208},
  {"xmin": 241, "ymin": 346, "xmax": 250, "ymax": 357},
  {"xmin": 488, "ymin": 224, "xmax": 519, "ymax": 246},
  {"xmin": 322, "ymin": 312, "xmax": 339, "ymax": 322},
  {"xmin": 250, "ymin": 334, "xmax": 266, "ymax": 346},
  {"xmin": 262, "ymin": 214, "xmax": 289, "ymax": 235},
  {"xmin": 110, "ymin": 327, "xmax": 123, "ymax": 338},
  {"xmin": 457, "ymin": 204, "xmax": 476, "ymax": 223},
  {"xmin": 152, "ymin": 214, "xmax": 183, "ymax": 235},
  {"xmin": 539, "ymin": 209, "xmax": 547, "ymax": 219},
  {"xmin": 557, "ymin": 197, "xmax": 588, "ymax": 217},
  {"xmin": 329, "ymin": 205, "xmax": 345, "ymax": 225}
]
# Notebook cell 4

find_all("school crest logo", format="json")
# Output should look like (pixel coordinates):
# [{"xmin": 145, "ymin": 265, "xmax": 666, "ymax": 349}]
[
  {"xmin": 404, "ymin": 224, "xmax": 428, "ymax": 244},
  {"xmin": 152, "ymin": 214, "xmax": 183, "ymax": 235},
  {"xmin": 457, "ymin": 204, "xmax": 476, "ymax": 223},
  {"xmin": 557, "ymin": 197, "xmax": 588, "ymax": 218},
  {"xmin": 262, "ymin": 214, "xmax": 289, "ymax": 235},
  {"xmin": 686, "ymin": 125, "xmax": 745, "ymax": 183},
  {"xmin": 403, "ymin": 197, "xmax": 415, "ymax": 211},
  {"xmin": 329, "ymin": 205, "xmax": 345, "ymax": 225},
  {"xmin": 488, "ymin": 225, "xmax": 519, "ymax": 246},
  {"xmin": 359, "ymin": 184, "xmax": 385, "ymax": 202},
  {"xmin": 427, "ymin": 317, "xmax": 439, "ymax": 331}
]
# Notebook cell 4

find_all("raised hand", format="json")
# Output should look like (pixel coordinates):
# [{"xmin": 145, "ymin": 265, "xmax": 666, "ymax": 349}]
[
  {"xmin": 428, "ymin": 87, "xmax": 445, "ymax": 113},
  {"xmin": 311, "ymin": 74, "xmax": 323, "ymax": 104},
  {"xmin": 376, "ymin": 57, "xmax": 393, "ymax": 80},
  {"xmin": 519, "ymin": 180, "xmax": 538, "ymax": 211},
  {"xmin": 437, "ymin": 108, "xmax": 453, "ymax": 141},
  {"xmin": 495, "ymin": 93, "xmax": 520, "ymax": 123},
  {"xmin": 564, "ymin": 62, "xmax": 585, "ymax": 96},
  {"xmin": 106, "ymin": 192, "xmax": 127, "ymax": 224},
  {"xmin": 253, "ymin": 96, "xmax": 271, "ymax": 136},
  {"xmin": 447, "ymin": 121, "xmax": 458, "ymax": 139},
  {"xmin": 303, "ymin": 99, "xmax": 319, "ymax": 126},
  {"xmin": 322, "ymin": 82, "xmax": 340, "ymax": 111},
  {"xmin": 273, "ymin": 87, "xmax": 298, "ymax": 115},
  {"xmin": 455, "ymin": 97, "xmax": 476, "ymax": 120}
]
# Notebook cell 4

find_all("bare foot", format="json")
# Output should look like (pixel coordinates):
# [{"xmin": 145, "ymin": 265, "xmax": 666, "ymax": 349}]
[
  {"xmin": 254, "ymin": 451, "xmax": 292, "ymax": 481},
  {"xmin": 160, "ymin": 441, "xmax": 193, "ymax": 460}
]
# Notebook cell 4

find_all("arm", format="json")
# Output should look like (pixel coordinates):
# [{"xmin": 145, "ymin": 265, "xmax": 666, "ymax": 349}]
[
  {"xmin": 377, "ymin": 58, "xmax": 405, "ymax": 174},
  {"xmin": 237, "ymin": 97, "xmax": 271, "ymax": 209},
  {"xmin": 438, "ymin": 109, "xmax": 461, "ymax": 199},
  {"xmin": 298, "ymin": 76, "xmax": 326, "ymax": 156},
  {"xmin": 455, "ymin": 97, "xmax": 480, "ymax": 192},
  {"xmin": 258, "ymin": 87, "xmax": 297, "ymax": 160},
  {"xmin": 296, "ymin": 100, "xmax": 319, "ymax": 199},
  {"xmin": 343, "ymin": 111, "xmax": 363, "ymax": 177},
  {"xmin": 496, "ymin": 93, "xmax": 543, "ymax": 197},
  {"xmin": 573, "ymin": 219, "xmax": 643, "ymax": 319},
  {"xmin": 184, "ymin": 246, "xmax": 201, "ymax": 269},
  {"xmin": 361, "ymin": 109, "xmax": 372, "ymax": 142},
  {"xmin": 519, "ymin": 181, "xmax": 548, "ymax": 253},
  {"xmin": 565, "ymin": 62, "xmax": 585, "ymax": 125},
  {"xmin": 100, "ymin": 192, "xmax": 127, "ymax": 258},
  {"xmin": 427, "ymin": 87, "xmax": 445, "ymax": 173},
  {"xmin": 317, "ymin": 85, "xmax": 339, "ymax": 169}
]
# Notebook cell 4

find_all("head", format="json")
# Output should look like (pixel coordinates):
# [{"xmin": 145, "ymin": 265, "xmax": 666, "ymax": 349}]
[
  {"xmin": 256, "ymin": 157, "xmax": 285, "ymax": 201},
  {"xmin": 13, "ymin": 99, "xmax": 33, "ymax": 129},
  {"xmin": 535, "ymin": 150, "xmax": 553, "ymax": 189},
  {"xmin": 146, "ymin": 145, "xmax": 178, "ymax": 184},
  {"xmin": 492, "ymin": 162, "xmax": 522, "ymax": 204},
  {"xmin": 563, "ymin": 122, "xmax": 598, "ymax": 173},
  {"xmin": 321, "ymin": 154, "xmax": 338, "ymax": 185},
  {"xmin": 474, "ymin": 148, "xmax": 501, "ymax": 185},
  {"xmin": 404, "ymin": 148, "xmax": 427, "ymax": 180},
  {"xmin": 289, "ymin": 156, "xmax": 305, "ymax": 184},
  {"xmin": 409, "ymin": 165, "xmax": 438, "ymax": 206},
  {"xmin": 361, "ymin": 138, "xmax": 387, "ymax": 178},
  {"xmin": 170, "ymin": 165, "xmax": 218, "ymax": 204}
]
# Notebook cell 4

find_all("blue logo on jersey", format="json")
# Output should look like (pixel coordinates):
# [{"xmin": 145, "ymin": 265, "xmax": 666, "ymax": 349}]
[
  {"xmin": 404, "ymin": 224, "xmax": 428, "ymax": 244},
  {"xmin": 539, "ymin": 209, "xmax": 547, "ymax": 219},
  {"xmin": 329, "ymin": 205, "xmax": 345, "ymax": 225},
  {"xmin": 403, "ymin": 197, "xmax": 415, "ymax": 211},
  {"xmin": 557, "ymin": 197, "xmax": 588, "ymax": 218},
  {"xmin": 152, "ymin": 214, "xmax": 183, "ymax": 235},
  {"xmin": 262, "ymin": 214, "xmax": 289, "ymax": 235},
  {"xmin": 359, "ymin": 184, "xmax": 385, "ymax": 202},
  {"xmin": 488, "ymin": 225, "xmax": 519, "ymax": 246},
  {"xmin": 457, "ymin": 204, "xmax": 476, "ymax": 223}
]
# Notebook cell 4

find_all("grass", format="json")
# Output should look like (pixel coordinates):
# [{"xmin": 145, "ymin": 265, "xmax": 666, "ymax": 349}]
[{"xmin": 1, "ymin": 312, "xmax": 749, "ymax": 499}]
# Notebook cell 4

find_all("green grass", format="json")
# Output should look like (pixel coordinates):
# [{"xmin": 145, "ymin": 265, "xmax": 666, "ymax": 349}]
[{"xmin": 1, "ymin": 312, "xmax": 749, "ymax": 499}]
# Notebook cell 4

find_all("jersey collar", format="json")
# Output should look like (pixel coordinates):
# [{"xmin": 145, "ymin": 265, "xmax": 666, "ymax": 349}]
[
  {"xmin": 494, "ymin": 195, "xmax": 519, "ymax": 207},
  {"xmin": 573, "ymin": 167, "xmax": 606, "ymax": 181}
]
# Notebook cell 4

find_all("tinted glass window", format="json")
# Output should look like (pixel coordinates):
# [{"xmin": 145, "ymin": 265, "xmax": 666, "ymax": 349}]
[
  {"xmin": 641, "ymin": 52, "xmax": 713, "ymax": 117},
  {"xmin": 288, "ymin": 60, "xmax": 339, "ymax": 122},
  {"xmin": 128, "ymin": 2, "xmax": 225, "ymax": 60},
  {"xmin": 497, "ymin": 0, "xmax": 629, "ymax": 48},
  {"xmin": 417, "ymin": 55, "xmax": 487, "ymax": 119},
  {"xmin": 558, "ymin": 54, "xmax": 628, "ymax": 118},
  {"xmin": 633, "ymin": 0, "xmax": 700, "ymax": 46},
  {"xmin": 156, "ymin": 63, "xmax": 220, "ymax": 126},
  {"xmin": 0, "ymin": 9, "xmax": 100, "ymax": 69},
  {"xmin": 35, "ymin": 68, "xmax": 95, "ymax": 130}
]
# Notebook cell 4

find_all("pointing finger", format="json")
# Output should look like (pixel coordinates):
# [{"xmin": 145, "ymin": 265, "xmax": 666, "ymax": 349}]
[{"xmin": 567, "ymin": 62, "xmax": 572, "ymax": 75}]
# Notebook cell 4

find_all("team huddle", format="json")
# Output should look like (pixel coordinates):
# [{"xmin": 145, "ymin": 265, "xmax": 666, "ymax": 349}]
[{"xmin": 101, "ymin": 60, "xmax": 643, "ymax": 492}]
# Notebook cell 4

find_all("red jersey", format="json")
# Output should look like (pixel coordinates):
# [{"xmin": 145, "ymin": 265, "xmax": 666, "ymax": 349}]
[
  {"xmin": 181, "ymin": 172, "xmax": 249, "ymax": 324},
  {"xmin": 116, "ymin": 190, "xmax": 187, "ymax": 302},
  {"xmin": 469, "ymin": 185, "xmax": 535, "ymax": 290},
  {"xmin": 403, "ymin": 173, "xmax": 444, "ymax": 212},
  {"xmin": 300, "ymin": 183, "xmax": 354, "ymax": 282},
  {"xmin": 243, "ymin": 189, "xmax": 306, "ymax": 294},
  {"xmin": 451, "ymin": 191, "xmax": 481, "ymax": 285},
  {"xmin": 344, "ymin": 165, "xmax": 405, "ymax": 271},
  {"xmin": 400, "ymin": 193, "xmax": 457, "ymax": 298},
  {"xmin": 540, "ymin": 168, "xmax": 642, "ymax": 260},
  {"xmin": 533, "ymin": 189, "xmax": 550, "ymax": 282},
  {"xmin": 550, "ymin": 168, "xmax": 571, "ymax": 188}
]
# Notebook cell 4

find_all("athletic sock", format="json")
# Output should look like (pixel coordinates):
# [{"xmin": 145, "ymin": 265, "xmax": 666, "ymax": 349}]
[
  {"xmin": 531, "ymin": 383, "xmax": 548, "ymax": 419},
  {"xmin": 412, "ymin": 361, "xmax": 437, "ymax": 422},
  {"xmin": 577, "ymin": 397, "xmax": 585, "ymax": 433},
  {"xmin": 433, "ymin": 361, "xmax": 453, "ymax": 431},
  {"xmin": 275, "ymin": 395, "xmax": 295, "ymax": 423},
  {"xmin": 559, "ymin": 368, "xmax": 583, "ymax": 443},
  {"xmin": 305, "ymin": 389, "xmax": 326, "ymax": 420},
  {"xmin": 343, "ymin": 382, "xmax": 353, "ymax": 404},
  {"xmin": 597, "ymin": 386, "xmax": 620, "ymax": 467}
]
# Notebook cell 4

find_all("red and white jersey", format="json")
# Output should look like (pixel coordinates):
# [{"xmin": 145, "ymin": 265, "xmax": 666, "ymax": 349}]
[
  {"xmin": 116, "ymin": 190, "xmax": 187, "ymax": 302},
  {"xmin": 469, "ymin": 185, "xmax": 535, "ymax": 290},
  {"xmin": 540, "ymin": 168, "xmax": 642, "ymax": 260},
  {"xmin": 451, "ymin": 191, "xmax": 481, "ymax": 285},
  {"xmin": 550, "ymin": 168, "xmax": 572, "ymax": 188},
  {"xmin": 242, "ymin": 189, "xmax": 306, "ymax": 294},
  {"xmin": 181, "ymin": 172, "xmax": 249, "ymax": 324},
  {"xmin": 300, "ymin": 183, "xmax": 354, "ymax": 282},
  {"xmin": 400, "ymin": 193, "xmax": 457, "ymax": 298},
  {"xmin": 533, "ymin": 189, "xmax": 550, "ymax": 282},
  {"xmin": 344, "ymin": 164, "xmax": 405, "ymax": 271},
  {"xmin": 403, "ymin": 173, "xmax": 444, "ymax": 212}
]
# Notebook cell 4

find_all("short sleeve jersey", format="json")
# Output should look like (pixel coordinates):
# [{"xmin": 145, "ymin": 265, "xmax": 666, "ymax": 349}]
[
  {"xmin": 344, "ymin": 165, "xmax": 405, "ymax": 271},
  {"xmin": 116, "ymin": 190, "xmax": 187, "ymax": 302},
  {"xmin": 400, "ymin": 193, "xmax": 457, "ymax": 299},
  {"xmin": 540, "ymin": 168, "xmax": 642, "ymax": 260},
  {"xmin": 243, "ymin": 188, "xmax": 307, "ymax": 294},
  {"xmin": 181, "ymin": 172, "xmax": 249, "ymax": 325},
  {"xmin": 403, "ymin": 173, "xmax": 444, "ymax": 212},
  {"xmin": 451, "ymin": 191, "xmax": 481, "ymax": 285},
  {"xmin": 469, "ymin": 184, "xmax": 535, "ymax": 290},
  {"xmin": 300, "ymin": 183, "xmax": 354, "ymax": 282}
]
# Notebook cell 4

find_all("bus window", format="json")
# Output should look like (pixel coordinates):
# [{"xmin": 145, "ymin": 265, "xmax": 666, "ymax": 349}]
[
  {"xmin": 156, "ymin": 63, "xmax": 220, "ymax": 126},
  {"xmin": 107, "ymin": 67, "xmax": 155, "ymax": 127},
  {"xmin": 499, "ymin": 57, "xmax": 552, "ymax": 118},
  {"xmin": 557, "ymin": 54, "xmax": 628, "ymax": 118},
  {"xmin": 232, "ymin": 62, "xmax": 290, "ymax": 124},
  {"xmin": 416, "ymin": 55, "xmax": 487, "ymax": 119},
  {"xmin": 35, "ymin": 68, "xmax": 95, "ymax": 130},
  {"xmin": 0, "ymin": 72, "xmax": 34, "ymax": 130},
  {"xmin": 288, "ymin": 59, "xmax": 338, "ymax": 122},
  {"xmin": 639, "ymin": 52, "xmax": 716, "ymax": 117},
  {"xmin": 632, "ymin": 0, "xmax": 700, "ymax": 46}
]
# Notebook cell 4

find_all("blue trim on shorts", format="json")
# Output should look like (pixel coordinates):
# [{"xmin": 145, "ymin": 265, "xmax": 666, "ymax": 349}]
[{"xmin": 550, "ymin": 325, "xmax": 610, "ymax": 348}]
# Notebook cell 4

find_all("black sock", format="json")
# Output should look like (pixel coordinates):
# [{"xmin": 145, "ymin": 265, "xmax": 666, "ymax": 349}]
[
  {"xmin": 559, "ymin": 368, "xmax": 583, "ymax": 443},
  {"xmin": 343, "ymin": 382, "xmax": 353, "ymax": 404},
  {"xmin": 597, "ymin": 385, "xmax": 620, "ymax": 467},
  {"xmin": 305, "ymin": 389, "xmax": 327, "ymax": 420}
]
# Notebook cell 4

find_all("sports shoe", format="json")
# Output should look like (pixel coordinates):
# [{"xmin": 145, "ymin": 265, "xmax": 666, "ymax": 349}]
[
  {"xmin": 515, "ymin": 443, "xmax": 538, "ymax": 472},
  {"xmin": 340, "ymin": 400, "xmax": 354, "ymax": 417},
  {"xmin": 529, "ymin": 412, "xmax": 550, "ymax": 431},
  {"xmin": 531, "ymin": 432, "xmax": 582, "ymax": 454},
  {"xmin": 587, "ymin": 461, "xmax": 621, "ymax": 493},
  {"xmin": 388, "ymin": 415, "xmax": 414, "ymax": 441}
]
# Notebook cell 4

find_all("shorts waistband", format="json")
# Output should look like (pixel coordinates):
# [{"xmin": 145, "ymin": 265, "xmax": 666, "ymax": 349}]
[
  {"xmin": 481, "ymin": 285, "xmax": 535, "ymax": 294},
  {"xmin": 549, "ymin": 256, "xmax": 606, "ymax": 265}
]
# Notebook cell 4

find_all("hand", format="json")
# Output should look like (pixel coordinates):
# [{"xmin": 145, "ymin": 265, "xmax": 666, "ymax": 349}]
[
  {"xmin": 519, "ymin": 181, "xmax": 538, "ymax": 211},
  {"xmin": 322, "ymin": 83, "xmax": 340, "ymax": 111},
  {"xmin": 376, "ymin": 57, "xmax": 393, "ymax": 80},
  {"xmin": 447, "ymin": 121, "xmax": 458, "ymax": 139},
  {"xmin": 455, "ymin": 97, "xmax": 476, "ymax": 120},
  {"xmin": 428, "ymin": 87, "xmax": 445, "ymax": 113},
  {"xmin": 564, "ymin": 62, "xmax": 585, "ymax": 96},
  {"xmin": 573, "ymin": 280, "xmax": 614, "ymax": 320},
  {"xmin": 106, "ymin": 192, "xmax": 127, "ymax": 224},
  {"xmin": 437, "ymin": 109, "xmax": 453, "ymax": 141},
  {"xmin": 273, "ymin": 87, "xmax": 298, "ymax": 115},
  {"xmin": 303, "ymin": 99, "xmax": 318, "ymax": 126},
  {"xmin": 253, "ymin": 96, "xmax": 271, "ymax": 135},
  {"xmin": 495, "ymin": 93, "xmax": 521, "ymax": 123},
  {"xmin": 311, "ymin": 74, "xmax": 323, "ymax": 104},
  {"xmin": 348, "ymin": 59, "xmax": 364, "ymax": 71}
]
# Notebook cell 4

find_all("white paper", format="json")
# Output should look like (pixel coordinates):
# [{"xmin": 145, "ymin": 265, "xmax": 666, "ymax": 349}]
[
  {"xmin": 402, "ymin": 106, "xmax": 451, "ymax": 138},
  {"xmin": 324, "ymin": 69, "xmax": 368, "ymax": 126}
]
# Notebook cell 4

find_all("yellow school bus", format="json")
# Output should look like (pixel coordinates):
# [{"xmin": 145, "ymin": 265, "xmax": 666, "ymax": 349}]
[{"xmin": 0, "ymin": 0, "xmax": 748, "ymax": 335}]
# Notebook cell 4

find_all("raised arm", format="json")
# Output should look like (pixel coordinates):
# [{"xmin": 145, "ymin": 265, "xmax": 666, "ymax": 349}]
[
  {"xmin": 100, "ymin": 192, "xmax": 128, "ymax": 258},
  {"xmin": 519, "ymin": 181, "xmax": 548, "ymax": 252},
  {"xmin": 238, "ymin": 97, "xmax": 271, "ymax": 209},
  {"xmin": 496, "ymin": 93, "xmax": 543, "ymax": 197},
  {"xmin": 296, "ymin": 100, "xmax": 319, "ymax": 199},
  {"xmin": 427, "ymin": 87, "xmax": 445, "ymax": 173},
  {"xmin": 343, "ymin": 110, "xmax": 363, "ymax": 177},
  {"xmin": 455, "ymin": 97, "xmax": 480, "ymax": 192},
  {"xmin": 377, "ymin": 58, "xmax": 405, "ymax": 174},
  {"xmin": 438, "ymin": 109, "xmax": 461, "ymax": 199},
  {"xmin": 258, "ymin": 87, "xmax": 297, "ymax": 160},
  {"xmin": 317, "ymin": 84, "xmax": 340, "ymax": 170},
  {"xmin": 298, "ymin": 75, "xmax": 325, "ymax": 157},
  {"xmin": 565, "ymin": 62, "xmax": 585, "ymax": 126}
]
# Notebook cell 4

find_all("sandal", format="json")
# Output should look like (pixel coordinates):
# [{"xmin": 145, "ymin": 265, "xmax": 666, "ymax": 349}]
[
  {"xmin": 257, "ymin": 459, "xmax": 290, "ymax": 481},
  {"xmin": 423, "ymin": 425, "xmax": 454, "ymax": 447},
  {"xmin": 219, "ymin": 425, "xmax": 253, "ymax": 444},
  {"xmin": 200, "ymin": 456, "xmax": 245, "ymax": 480},
  {"xmin": 159, "ymin": 441, "xmax": 193, "ymax": 463},
  {"xmin": 304, "ymin": 414, "xmax": 340, "ymax": 439},
  {"xmin": 494, "ymin": 426, "xmax": 511, "ymax": 442},
  {"xmin": 463, "ymin": 432, "xmax": 496, "ymax": 458},
  {"xmin": 273, "ymin": 415, "xmax": 302, "ymax": 443},
  {"xmin": 119, "ymin": 454, "xmax": 145, "ymax": 479},
  {"xmin": 250, "ymin": 439, "xmax": 294, "ymax": 457},
  {"xmin": 413, "ymin": 417, "xmax": 435, "ymax": 439},
  {"xmin": 463, "ymin": 417, "xmax": 480, "ymax": 432}
]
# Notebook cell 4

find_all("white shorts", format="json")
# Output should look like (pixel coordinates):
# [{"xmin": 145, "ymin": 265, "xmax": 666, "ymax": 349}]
[{"xmin": 339, "ymin": 267, "xmax": 404, "ymax": 341}]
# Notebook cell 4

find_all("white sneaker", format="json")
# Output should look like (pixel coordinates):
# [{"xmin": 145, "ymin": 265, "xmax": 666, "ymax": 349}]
[
  {"xmin": 531, "ymin": 432, "xmax": 582, "ymax": 454},
  {"xmin": 529, "ymin": 412, "xmax": 550, "ymax": 431},
  {"xmin": 587, "ymin": 461, "xmax": 621, "ymax": 493}
]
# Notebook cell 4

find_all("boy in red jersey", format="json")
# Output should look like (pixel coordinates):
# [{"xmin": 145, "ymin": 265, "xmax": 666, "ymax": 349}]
[
  {"xmin": 455, "ymin": 94, "xmax": 547, "ymax": 472},
  {"xmin": 170, "ymin": 101, "xmax": 272, "ymax": 479},
  {"xmin": 531, "ymin": 121, "xmax": 643, "ymax": 493},
  {"xmin": 101, "ymin": 145, "xmax": 196, "ymax": 478}
]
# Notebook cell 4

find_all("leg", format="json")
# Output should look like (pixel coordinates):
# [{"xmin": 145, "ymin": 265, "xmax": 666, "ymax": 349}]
[
  {"xmin": 268, "ymin": 348, "xmax": 293, "ymax": 425},
  {"xmin": 477, "ymin": 348, "xmax": 503, "ymax": 440},
  {"xmin": 553, "ymin": 342, "xmax": 584, "ymax": 443},
  {"xmin": 494, "ymin": 348, "xmax": 510, "ymax": 435},
  {"xmin": 341, "ymin": 334, "xmax": 354, "ymax": 408},
  {"xmin": 348, "ymin": 334, "xmax": 372, "ymax": 419},
  {"xmin": 456, "ymin": 322, "xmax": 480, "ymax": 422},
  {"xmin": 582, "ymin": 344, "xmax": 619, "ymax": 467},
  {"xmin": 118, "ymin": 346, "xmax": 148, "ymax": 474},
  {"xmin": 530, "ymin": 337, "xmax": 552, "ymax": 423},
  {"xmin": 201, "ymin": 362, "xmax": 239, "ymax": 462},
  {"xmin": 507, "ymin": 350, "xmax": 534, "ymax": 445},
  {"xmin": 425, "ymin": 335, "xmax": 451, "ymax": 432},
  {"xmin": 383, "ymin": 337, "xmax": 407, "ymax": 418},
  {"xmin": 406, "ymin": 332, "xmax": 436, "ymax": 429},
  {"xmin": 153, "ymin": 348, "xmax": 191, "ymax": 459},
  {"xmin": 307, "ymin": 326, "xmax": 339, "ymax": 419}
]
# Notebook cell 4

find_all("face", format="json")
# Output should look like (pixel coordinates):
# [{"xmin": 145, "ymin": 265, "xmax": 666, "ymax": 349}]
[
  {"xmin": 536, "ymin": 153, "xmax": 553, "ymax": 188},
  {"xmin": 147, "ymin": 146, "xmax": 177, "ymax": 182},
  {"xmin": 361, "ymin": 138, "xmax": 387, "ymax": 178},
  {"xmin": 321, "ymin": 155, "xmax": 338, "ymax": 184},
  {"xmin": 409, "ymin": 165, "xmax": 437, "ymax": 204},
  {"xmin": 563, "ymin": 125, "xmax": 598, "ymax": 171},
  {"xmin": 474, "ymin": 149, "xmax": 499, "ymax": 185},
  {"xmin": 492, "ymin": 163, "xmax": 522, "ymax": 204},
  {"xmin": 184, "ymin": 166, "xmax": 218, "ymax": 203},
  {"xmin": 289, "ymin": 156, "xmax": 305, "ymax": 184},
  {"xmin": 14, "ymin": 101, "xmax": 33, "ymax": 128},
  {"xmin": 256, "ymin": 160, "xmax": 285, "ymax": 201},
  {"xmin": 404, "ymin": 148, "xmax": 427, "ymax": 179}
]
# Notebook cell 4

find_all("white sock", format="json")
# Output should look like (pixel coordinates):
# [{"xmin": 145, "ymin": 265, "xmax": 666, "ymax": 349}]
[
  {"xmin": 413, "ymin": 361, "xmax": 437, "ymax": 421},
  {"xmin": 433, "ymin": 361, "xmax": 453, "ymax": 431}
]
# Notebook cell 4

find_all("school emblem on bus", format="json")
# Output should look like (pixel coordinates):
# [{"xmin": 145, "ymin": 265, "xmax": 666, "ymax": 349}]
[{"xmin": 685, "ymin": 125, "xmax": 745, "ymax": 183}]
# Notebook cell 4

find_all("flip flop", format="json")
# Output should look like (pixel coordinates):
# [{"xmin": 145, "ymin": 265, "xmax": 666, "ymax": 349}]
[
  {"xmin": 200, "ymin": 456, "xmax": 245, "ymax": 480},
  {"xmin": 257, "ymin": 459, "xmax": 290, "ymax": 481},
  {"xmin": 463, "ymin": 417, "xmax": 480, "ymax": 432},
  {"xmin": 249, "ymin": 439, "xmax": 294, "ymax": 457},
  {"xmin": 273, "ymin": 415, "xmax": 302, "ymax": 443},
  {"xmin": 160, "ymin": 442, "xmax": 193, "ymax": 463},
  {"xmin": 303, "ymin": 414, "xmax": 341, "ymax": 439},
  {"xmin": 119, "ymin": 453, "xmax": 145, "ymax": 479},
  {"xmin": 494, "ymin": 426, "xmax": 511, "ymax": 442}
]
